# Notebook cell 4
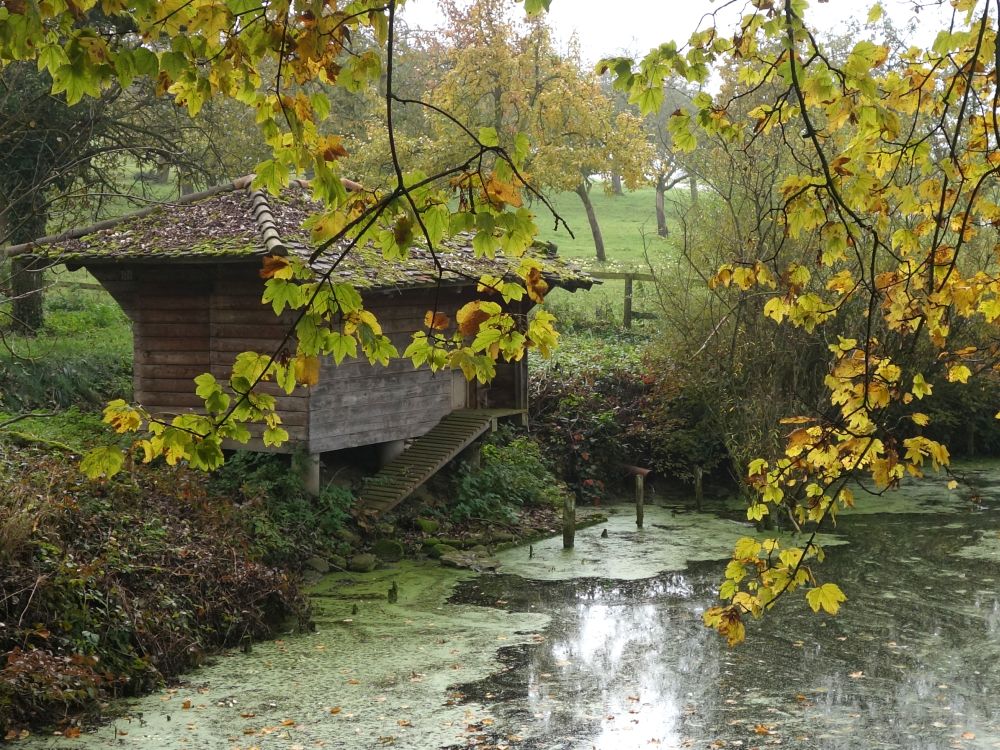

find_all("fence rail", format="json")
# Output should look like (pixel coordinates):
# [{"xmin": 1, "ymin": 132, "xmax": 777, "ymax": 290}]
[{"xmin": 586, "ymin": 270, "xmax": 657, "ymax": 328}]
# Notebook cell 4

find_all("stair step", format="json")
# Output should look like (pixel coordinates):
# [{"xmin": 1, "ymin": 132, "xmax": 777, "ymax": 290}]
[{"xmin": 356, "ymin": 409, "xmax": 524, "ymax": 514}]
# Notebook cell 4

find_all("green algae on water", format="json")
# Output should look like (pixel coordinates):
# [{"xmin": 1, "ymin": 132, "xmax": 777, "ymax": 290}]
[
  {"xmin": 495, "ymin": 505, "xmax": 844, "ymax": 582},
  {"xmin": 22, "ymin": 562, "xmax": 548, "ymax": 750}
]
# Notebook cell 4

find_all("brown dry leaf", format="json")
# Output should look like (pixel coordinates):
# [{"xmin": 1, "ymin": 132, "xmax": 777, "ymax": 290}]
[
  {"xmin": 424, "ymin": 310, "xmax": 450, "ymax": 330},
  {"xmin": 754, "ymin": 724, "xmax": 772, "ymax": 735},
  {"xmin": 281, "ymin": 719, "xmax": 296, "ymax": 726},
  {"xmin": 456, "ymin": 301, "xmax": 491, "ymax": 337},
  {"xmin": 397, "ymin": 719, "xmax": 412, "ymax": 727},
  {"xmin": 259, "ymin": 254, "xmax": 290, "ymax": 279},
  {"xmin": 182, "ymin": 699, "xmax": 192, "ymax": 710},
  {"xmin": 329, "ymin": 706, "xmax": 342, "ymax": 715},
  {"xmin": 63, "ymin": 727, "xmax": 81, "ymax": 739},
  {"xmin": 347, "ymin": 678, "xmax": 360, "ymax": 685},
  {"xmin": 962, "ymin": 732, "xmax": 976, "ymax": 740},
  {"xmin": 241, "ymin": 712, "xmax": 257, "ymax": 719}
]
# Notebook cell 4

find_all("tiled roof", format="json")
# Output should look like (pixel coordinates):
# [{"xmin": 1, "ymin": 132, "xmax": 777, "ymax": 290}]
[{"xmin": 12, "ymin": 178, "xmax": 593, "ymax": 292}]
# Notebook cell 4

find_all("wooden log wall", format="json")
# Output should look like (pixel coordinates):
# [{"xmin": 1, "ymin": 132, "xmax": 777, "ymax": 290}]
[
  {"xmin": 308, "ymin": 286, "xmax": 473, "ymax": 454},
  {"xmin": 89, "ymin": 262, "xmax": 528, "ymax": 457}
]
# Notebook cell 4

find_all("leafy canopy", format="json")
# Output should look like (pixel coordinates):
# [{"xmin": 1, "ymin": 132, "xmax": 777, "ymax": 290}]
[{"xmin": 605, "ymin": 0, "xmax": 1000, "ymax": 642}]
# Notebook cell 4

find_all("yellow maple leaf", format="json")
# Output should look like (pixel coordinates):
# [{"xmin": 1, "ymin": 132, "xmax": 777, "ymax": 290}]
[{"xmin": 294, "ymin": 356, "xmax": 320, "ymax": 386}]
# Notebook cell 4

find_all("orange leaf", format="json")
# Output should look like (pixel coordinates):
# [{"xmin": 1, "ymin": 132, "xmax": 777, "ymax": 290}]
[
  {"xmin": 456, "ymin": 301, "xmax": 491, "ymax": 337},
  {"xmin": 525, "ymin": 266, "xmax": 549, "ymax": 303},
  {"xmin": 63, "ymin": 727, "xmax": 81, "ymax": 738},
  {"xmin": 320, "ymin": 135, "xmax": 349, "ymax": 161},
  {"xmin": 754, "ymin": 724, "xmax": 771, "ymax": 735},
  {"xmin": 281, "ymin": 719, "xmax": 296, "ymax": 726},
  {"xmin": 483, "ymin": 173, "xmax": 523, "ymax": 208},
  {"xmin": 260, "ymin": 255, "xmax": 290, "ymax": 279},
  {"xmin": 424, "ymin": 311, "xmax": 451, "ymax": 330},
  {"xmin": 329, "ymin": 706, "xmax": 342, "ymax": 715},
  {"xmin": 182, "ymin": 699, "xmax": 192, "ymax": 710}
]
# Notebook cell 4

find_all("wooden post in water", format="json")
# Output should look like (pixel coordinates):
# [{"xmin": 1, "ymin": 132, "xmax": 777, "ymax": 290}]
[
  {"xmin": 622, "ymin": 465, "xmax": 652, "ymax": 528},
  {"xmin": 694, "ymin": 465, "xmax": 704, "ymax": 512},
  {"xmin": 635, "ymin": 473, "xmax": 644, "ymax": 528},
  {"xmin": 563, "ymin": 492, "xmax": 576, "ymax": 549}
]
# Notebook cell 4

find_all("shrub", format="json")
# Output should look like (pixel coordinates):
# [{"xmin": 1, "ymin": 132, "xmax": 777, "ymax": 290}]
[
  {"xmin": 0, "ymin": 444, "xmax": 307, "ymax": 734},
  {"xmin": 450, "ymin": 433, "xmax": 566, "ymax": 522},
  {"xmin": 530, "ymin": 333, "xmax": 651, "ymax": 499},
  {"xmin": 208, "ymin": 451, "xmax": 354, "ymax": 565}
]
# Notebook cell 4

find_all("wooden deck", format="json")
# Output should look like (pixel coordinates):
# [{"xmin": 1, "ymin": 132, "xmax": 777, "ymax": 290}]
[{"xmin": 356, "ymin": 408, "xmax": 526, "ymax": 515}]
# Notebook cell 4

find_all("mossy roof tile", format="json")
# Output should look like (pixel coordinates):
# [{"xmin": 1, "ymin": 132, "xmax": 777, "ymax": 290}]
[{"xmin": 25, "ymin": 182, "xmax": 592, "ymax": 292}]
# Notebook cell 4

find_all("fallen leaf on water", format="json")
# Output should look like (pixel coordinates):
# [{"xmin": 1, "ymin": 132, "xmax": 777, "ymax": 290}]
[
  {"xmin": 62, "ymin": 727, "xmax": 81, "ymax": 739},
  {"xmin": 397, "ymin": 719, "xmax": 412, "ymax": 727},
  {"xmin": 347, "ymin": 678, "xmax": 360, "ymax": 685},
  {"xmin": 182, "ymin": 700, "xmax": 192, "ymax": 710},
  {"xmin": 329, "ymin": 707, "xmax": 342, "ymax": 715},
  {"xmin": 962, "ymin": 732, "xmax": 976, "ymax": 740},
  {"xmin": 848, "ymin": 671, "xmax": 864, "ymax": 679},
  {"xmin": 240, "ymin": 712, "xmax": 256, "ymax": 718},
  {"xmin": 754, "ymin": 724, "xmax": 772, "ymax": 735},
  {"xmin": 281, "ymin": 719, "xmax": 296, "ymax": 726}
]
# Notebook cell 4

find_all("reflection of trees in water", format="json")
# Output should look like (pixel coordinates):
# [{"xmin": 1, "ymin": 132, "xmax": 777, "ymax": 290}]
[{"xmin": 456, "ymin": 501, "xmax": 1000, "ymax": 749}]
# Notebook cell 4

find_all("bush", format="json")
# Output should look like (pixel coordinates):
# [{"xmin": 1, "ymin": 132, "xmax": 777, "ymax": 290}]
[
  {"xmin": 208, "ymin": 451, "xmax": 354, "ymax": 565},
  {"xmin": 0, "ymin": 444, "xmax": 307, "ymax": 734},
  {"xmin": 530, "ymin": 333, "xmax": 652, "ymax": 499},
  {"xmin": 450, "ymin": 433, "xmax": 566, "ymax": 522}
]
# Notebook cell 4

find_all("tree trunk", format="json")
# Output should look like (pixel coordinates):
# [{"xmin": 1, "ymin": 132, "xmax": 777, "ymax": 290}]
[
  {"xmin": 575, "ymin": 183, "xmax": 606, "ymax": 262},
  {"xmin": 611, "ymin": 172, "xmax": 623, "ymax": 195},
  {"xmin": 10, "ymin": 257, "xmax": 44, "ymax": 334},
  {"xmin": 7, "ymin": 203, "xmax": 48, "ymax": 335},
  {"xmin": 655, "ymin": 174, "xmax": 668, "ymax": 237},
  {"xmin": 689, "ymin": 173, "xmax": 699, "ymax": 205}
]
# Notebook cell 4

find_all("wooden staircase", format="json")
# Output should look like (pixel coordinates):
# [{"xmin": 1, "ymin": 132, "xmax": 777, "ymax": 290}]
[{"xmin": 357, "ymin": 408, "xmax": 525, "ymax": 515}]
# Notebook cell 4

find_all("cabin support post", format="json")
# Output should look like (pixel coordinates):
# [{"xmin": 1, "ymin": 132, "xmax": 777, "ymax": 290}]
[{"xmin": 301, "ymin": 453, "xmax": 322, "ymax": 496}]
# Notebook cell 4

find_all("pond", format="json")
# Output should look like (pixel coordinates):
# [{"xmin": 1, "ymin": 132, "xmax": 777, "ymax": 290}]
[{"xmin": 22, "ymin": 464, "xmax": 1000, "ymax": 749}]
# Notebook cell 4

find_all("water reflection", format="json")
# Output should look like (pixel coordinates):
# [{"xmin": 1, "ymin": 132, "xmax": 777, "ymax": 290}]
[{"xmin": 454, "ymin": 469, "xmax": 1000, "ymax": 749}]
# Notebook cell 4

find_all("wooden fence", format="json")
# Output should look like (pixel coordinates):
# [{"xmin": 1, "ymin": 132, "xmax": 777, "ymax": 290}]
[{"xmin": 587, "ymin": 270, "xmax": 656, "ymax": 328}]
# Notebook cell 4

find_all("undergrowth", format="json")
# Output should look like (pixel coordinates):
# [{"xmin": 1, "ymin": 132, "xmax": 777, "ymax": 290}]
[
  {"xmin": 0, "ymin": 443, "xmax": 309, "ymax": 735},
  {"xmin": 208, "ymin": 451, "xmax": 355, "ymax": 566},
  {"xmin": 449, "ymin": 430, "xmax": 567, "ymax": 523}
]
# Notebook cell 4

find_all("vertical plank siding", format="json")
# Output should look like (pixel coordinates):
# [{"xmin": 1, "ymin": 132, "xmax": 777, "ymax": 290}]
[{"xmin": 87, "ymin": 262, "xmax": 524, "ymax": 456}]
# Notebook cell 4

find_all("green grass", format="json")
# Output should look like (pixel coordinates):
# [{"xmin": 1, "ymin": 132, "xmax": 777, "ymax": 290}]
[
  {"xmin": 535, "ymin": 186, "xmax": 688, "ymax": 265},
  {"xmin": 534, "ymin": 187, "xmax": 692, "ymax": 328},
  {"xmin": 0, "ymin": 271, "xmax": 132, "ymax": 412}
]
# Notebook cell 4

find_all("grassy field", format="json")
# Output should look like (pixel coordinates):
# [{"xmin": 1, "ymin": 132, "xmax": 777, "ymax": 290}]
[
  {"xmin": 533, "ymin": 187, "xmax": 690, "ymax": 328},
  {"xmin": 0, "ymin": 271, "xmax": 132, "ymax": 414}
]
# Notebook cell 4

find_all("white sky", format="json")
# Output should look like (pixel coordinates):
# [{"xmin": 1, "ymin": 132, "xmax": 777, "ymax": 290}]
[{"xmin": 400, "ymin": 0, "xmax": 953, "ymax": 62}]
